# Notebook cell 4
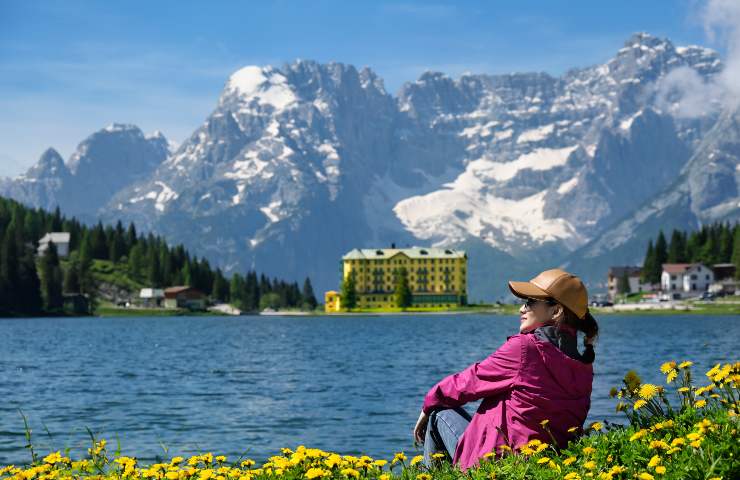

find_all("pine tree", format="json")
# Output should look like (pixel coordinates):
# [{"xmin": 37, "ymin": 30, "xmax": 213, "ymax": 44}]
[
  {"xmin": 301, "ymin": 277, "xmax": 317, "ymax": 310},
  {"xmin": 340, "ymin": 271, "xmax": 357, "ymax": 310},
  {"xmin": 17, "ymin": 247, "xmax": 42, "ymax": 314},
  {"xmin": 394, "ymin": 267, "xmax": 413, "ymax": 308},
  {"xmin": 667, "ymin": 229, "xmax": 687, "ymax": 263},
  {"xmin": 719, "ymin": 223, "xmax": 733, "ymax": 263},
  {"xmin": 0, "ymin": 223, "xmax": 19, "ymax": 314},
  {"xmin": 90, "ymin": 222, "xmax": 108, "ymax": 259},
  {"xmin": 244, "ymin": 271, "xmax": 259, "ymax": 311},
  {"xmin": 653, "ymin": 230, "xmax": 668, "ymax": 283},
  {"xmin": 125, "ymin": 222, "xmax": 137, "ymax": 251},
  {"xmin": 39, "ymin": 242, "xmax": 63, "ymax": 312},
  {"xmin": 147, "ymin": 245, "xmax": 162, "ymax": 287},
  {"xmin": 108, "ymin": 221, "xmax": 126, "ymax": 263},
  {"xmin": 128, "ymin": 243, "xmax": 145, "ymax": 280},
  {"xmin": 617, "ymin": 271, "xmax": 631, "ymax": 294},
  {"xmin": 732, "ymin": 227, "xmax": 740, "ymax": 280},
  {"xmin": 641, "ymin": 240, "xmax": 655, "ymax": 283},
  {"xmin": 230, "ymin": 273, "xmax": 245, "ymax": 310},
  {"xmin": 211, "ymin": 269, "xmax": 230, "ymax": 303},
  {"xmin": 63, "ymin": 253, "xmax": 81, "ymax": 293}
]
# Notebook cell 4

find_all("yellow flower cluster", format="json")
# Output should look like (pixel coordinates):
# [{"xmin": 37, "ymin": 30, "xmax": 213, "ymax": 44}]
[{"xmin": 0, "ymin": 360, "xmax": 736, "ymax": 480}]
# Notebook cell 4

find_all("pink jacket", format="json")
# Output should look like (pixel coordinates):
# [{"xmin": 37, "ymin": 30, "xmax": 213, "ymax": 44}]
[{"xmin": 422, "ymin": 330, "xmax": 593, "ymax": 471}]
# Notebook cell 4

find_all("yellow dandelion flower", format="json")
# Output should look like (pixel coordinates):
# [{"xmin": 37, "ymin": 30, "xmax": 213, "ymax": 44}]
[
  {"xmin": 660, "ymin": 361, "xmax": 676, "ymax": 374},
  {"xmin": 537, "ymin": 457, "xmax": 550, "ymax": 464},
  {"xmin": 374, "ymin": 459, "xmax": 389, "ymax": 466},
  {"xmin": 540, "ymin": 419, "xmax": 550, "ymax": 426},
  {"xmin": 633, "ymin": 399, "xmax": 647, "ymax": 410},
  {"xmin": 391, "ymin": 452, "xmax": 406, "ymax": 464},
  {"xmin": 340, "ymin": 467, "xmax": 360, "ymax": 479},
  {"xmin": 582, "ymin": 446, "xmax": 596, "ymax": 455},
  {"xmin": 666, "ymin": 370, "xmax": 678, "ymax": 383},
  {"xmin": 379, "ymin": 475, "xmax": 391, "ymax": 480},
  {"xmin": 563, "ymin": 456, "xmax": 577, "ymax": 465},
  {"xmin": 639, "ymin": 473, "xmax": 655, "ymax": 480},
  {"xmin": 655, "ymin": 466, "xmax": 666, "ymax": 475},
  {"xmin": 416, "ymin": 474, "xmax": 432, "ymax": 480},
  {"xmin": 564, "ymin": 473, "xmax": 581, "ymax": 480},
  {"xmin": 519, "ymin": 446, "xmax": 535, "ymax": 456},
  {"xmin": 694, "ymin": 399, "xmax": 707, "ymax": 408},
  {"xmin": 647, "ymin": 455, "xmax": 661, "ymax": 468},
  {"xmin": 498, "ymin": 445, "xmax": 511, "ymax": 451},
  {"xmin": 409, "ymin": 455, "xmax": 423, "ymax": 466},
  {"xmin": 590, "ymin": 422, "xmax": 604, "ymax": 431},
  {"xmin": 649, "ymin": 440, "xmax": 670, "ymax": 450},
  {"xmin": 584, "ymin": 460, "xmax": 596, "ymax": 470},
  {"xmin": 305, "ymin": 467, "xmax": 329, "ymax": 479},
  {"xmin": 639, "ymin": 384, "xmax": 659, "ymax": 400},
  {"xmin": 678, "ymin": 361, "xmax": 693, "ymax": 369}
]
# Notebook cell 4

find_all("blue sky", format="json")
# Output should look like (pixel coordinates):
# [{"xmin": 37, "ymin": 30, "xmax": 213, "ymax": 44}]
[{"xmin": 0, "ymin": 0, "xmax": 720, "ymax": 177}]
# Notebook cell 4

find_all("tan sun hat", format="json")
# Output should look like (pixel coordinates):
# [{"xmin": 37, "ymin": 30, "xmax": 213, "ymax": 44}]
[{"xmin": 508, "ymin": 268, "xmax": 589, "ymax": 319}]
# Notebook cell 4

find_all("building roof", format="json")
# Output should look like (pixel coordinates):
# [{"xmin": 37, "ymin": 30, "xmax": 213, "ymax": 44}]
[
  {"xmin": 164, "ymin": 286, "xmax": 205, "ymax": 299},
  {"xmin": 662, "ymin": 263, "xmax": 703, "ymax": 274},
  {"xmin": 342, "ymin": 246, "xmax": 466, "ymax": 260},
  {"xmin": 38, "ymin": 232, "xmax": 70, "ymax": 244},
  {"xmin": 608, "ymin": 266, "xmax": 642, "ymax": 277},
  {"xmin": 164, "ymin": 286, "xmax": 194, "ymax": 294}
]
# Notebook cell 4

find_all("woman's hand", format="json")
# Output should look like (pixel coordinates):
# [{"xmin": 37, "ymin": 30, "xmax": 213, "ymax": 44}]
[{"xmin": 413, "ymin": 410, "xmax": 429, "ymax": 444}]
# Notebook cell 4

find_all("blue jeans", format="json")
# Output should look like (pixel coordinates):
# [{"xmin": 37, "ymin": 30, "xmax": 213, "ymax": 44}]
[{"xmin": 422, "ymin": 407, "xmax": 472, "ymax": 468}]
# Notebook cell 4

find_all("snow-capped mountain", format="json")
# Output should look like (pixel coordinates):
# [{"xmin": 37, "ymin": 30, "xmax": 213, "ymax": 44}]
[
  {"xmin": 1, "ymin": 124, "xmax": 171, "ymax": 221},
  {"xmin": 3, "ymin": 33, "xmax": 738, "ymax": 299}
]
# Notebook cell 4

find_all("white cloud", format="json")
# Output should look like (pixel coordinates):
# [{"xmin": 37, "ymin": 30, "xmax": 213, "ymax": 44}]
[{"xmin": 656, "ymin": 0, "xmax": 740, "ymax": 117}]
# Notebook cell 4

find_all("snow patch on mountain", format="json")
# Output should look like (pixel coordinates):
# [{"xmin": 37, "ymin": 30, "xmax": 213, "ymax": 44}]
[
  {"xmin": 226, "ymin": 65, "xmax": 297, "ymax": 110},
  {"xmin": 557, "ymin": 176, "xmax": 579, "ymax": 194},
  {"xmin": 517, "ymin": 124, "xmax": 555, "ymax": 143}
]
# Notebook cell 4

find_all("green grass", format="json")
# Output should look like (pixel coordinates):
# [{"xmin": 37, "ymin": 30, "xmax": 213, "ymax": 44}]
[{"xmin": 89, "ymin": 259, "xmax": 148, "ymax": 292}]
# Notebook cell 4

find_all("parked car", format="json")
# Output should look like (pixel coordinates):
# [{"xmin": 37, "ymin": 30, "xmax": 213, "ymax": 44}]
[
  {"xmin": 699, "ymin": 291, "xmax": 715, "ymax": 301},
  {"xmin": 590, "ymin": 299, "xmax": 613, "ymax": 307}
]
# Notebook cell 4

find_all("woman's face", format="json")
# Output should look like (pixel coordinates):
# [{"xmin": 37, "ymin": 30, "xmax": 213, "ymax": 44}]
[{"xmin": 519, "ymin": 298, "xmax": 556, "ymax": 333}]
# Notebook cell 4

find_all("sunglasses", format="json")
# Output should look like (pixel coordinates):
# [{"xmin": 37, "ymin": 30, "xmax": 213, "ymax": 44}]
[{"xmin": 522, "ymin": 298, "xmax": 556, "ymax": 310}]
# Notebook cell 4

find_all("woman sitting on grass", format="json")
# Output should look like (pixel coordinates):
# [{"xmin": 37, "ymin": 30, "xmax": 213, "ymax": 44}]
[{"xmin": 413, "ymin": 268, "xmax": 599, "ymax": 471}]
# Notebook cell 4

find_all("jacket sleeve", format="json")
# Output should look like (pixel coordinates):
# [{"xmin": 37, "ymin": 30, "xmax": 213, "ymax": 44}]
[{"xmin": 422, "ymin": 335, "xmax": 522, "ymax": 414}]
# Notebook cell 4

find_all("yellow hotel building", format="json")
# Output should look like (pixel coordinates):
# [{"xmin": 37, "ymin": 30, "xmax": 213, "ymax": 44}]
[{"xmin": 325, "ymin": 247, "xmax": 468, "ymax": 311}]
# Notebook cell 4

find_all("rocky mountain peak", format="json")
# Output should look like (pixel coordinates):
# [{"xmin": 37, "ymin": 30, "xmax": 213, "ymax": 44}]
[{"xmin": 24, "ymin": 148, "xmax": 69, "ymax": 180}]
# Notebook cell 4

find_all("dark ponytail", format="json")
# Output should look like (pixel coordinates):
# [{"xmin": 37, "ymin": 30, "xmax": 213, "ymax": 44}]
[{"xmin": 553, "ymin": 304, "xmax": 598, "ymax": 364}]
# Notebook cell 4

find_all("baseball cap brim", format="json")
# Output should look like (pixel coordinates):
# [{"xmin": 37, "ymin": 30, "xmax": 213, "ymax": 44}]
[{"xmin": 508, "ymin": 280, "xmax": 551, "ymax": 300}]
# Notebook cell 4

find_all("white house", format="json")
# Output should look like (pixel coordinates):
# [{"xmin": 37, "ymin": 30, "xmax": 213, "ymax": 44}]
[
  {"xmin": 606, "ymin": 266, "xmax": 654, "ymax": 299},
  {"xmin": 682, "ymin": 264, "xmax": 714, "ymax": 293},
  {"xmin": 661, "ymin": 263, "xmax": 714, "ymax": 297},
  {"xmin": 139, "ymin": 288, "xmax": 165, "ymax": 307},
  {"xmin": 37, "ymin": 232, "xmax": 71, "ymax": 258}
]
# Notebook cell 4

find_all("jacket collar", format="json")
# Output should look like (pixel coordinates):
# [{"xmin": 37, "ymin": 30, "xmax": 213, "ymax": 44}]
[{"xmin": 529, "ymin": 324, "xmax": 585, "ymax": 362}]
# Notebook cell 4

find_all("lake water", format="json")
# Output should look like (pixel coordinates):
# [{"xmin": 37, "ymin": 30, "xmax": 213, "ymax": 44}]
[{"xmin": 1, "ymin": 313, "xmax": 738, "ymax": 465}]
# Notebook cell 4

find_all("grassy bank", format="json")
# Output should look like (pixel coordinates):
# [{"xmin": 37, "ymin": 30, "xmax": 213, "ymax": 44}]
[{"xmin": 2, "ymin": 361, "xmax": 737, "ymax": 480}]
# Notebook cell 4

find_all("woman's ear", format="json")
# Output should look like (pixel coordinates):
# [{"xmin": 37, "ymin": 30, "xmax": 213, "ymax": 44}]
[{"xmin": 551, "ymin": 304, "xmax": 564, "ymax": 322}]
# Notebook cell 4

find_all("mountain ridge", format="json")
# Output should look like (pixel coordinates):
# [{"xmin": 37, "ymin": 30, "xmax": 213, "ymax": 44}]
[{"xmin": 2, "ymin": 32, "xmax": 738, "ymax": 299}]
